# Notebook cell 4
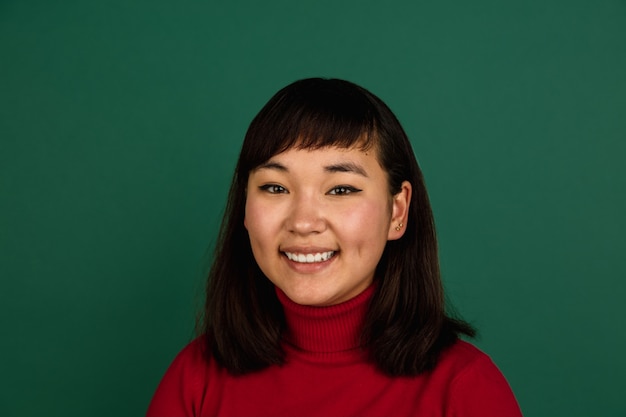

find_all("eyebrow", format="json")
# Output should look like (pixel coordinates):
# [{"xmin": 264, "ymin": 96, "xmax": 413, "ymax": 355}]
[
  {"xmin": 256, "ymin": 161, "xmax": 288, "ymax": 172},
  {"xmin": 256, "ymin": 160, "xmax": 368, "ymax": 177},
  {"xmin": 324, "ymin": 162, "xmax": 368, "ymax": 177}
]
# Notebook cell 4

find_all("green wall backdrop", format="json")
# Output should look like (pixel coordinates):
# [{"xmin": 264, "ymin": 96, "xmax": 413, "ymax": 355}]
[{"xmin": 1, "ymin": 1, "xmax": 625, "ymax": 416}]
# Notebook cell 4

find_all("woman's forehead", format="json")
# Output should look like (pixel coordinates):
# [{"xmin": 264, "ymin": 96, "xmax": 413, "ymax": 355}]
[{"xmin": 253, "ymin": 143, "xmax": 385, "ymax": 178}]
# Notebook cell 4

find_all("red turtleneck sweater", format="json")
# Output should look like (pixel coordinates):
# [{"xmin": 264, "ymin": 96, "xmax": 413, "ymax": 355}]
[{"xmin": 147, "ymin": 286, "xmax": 522, "ymax": 416}]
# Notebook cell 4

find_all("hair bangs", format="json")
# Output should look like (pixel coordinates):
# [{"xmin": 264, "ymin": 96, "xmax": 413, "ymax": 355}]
[{"xmin": 239, "ymin": 78, "xmax": 379, "ymax": 174}]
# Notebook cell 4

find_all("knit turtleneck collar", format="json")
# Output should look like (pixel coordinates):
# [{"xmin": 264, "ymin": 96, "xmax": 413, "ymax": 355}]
[{"xmin": 275, "ymin": 285, "xmax": 375, "ymax": 360}]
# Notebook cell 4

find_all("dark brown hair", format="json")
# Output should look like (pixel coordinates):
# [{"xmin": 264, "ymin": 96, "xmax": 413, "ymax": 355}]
[{"xmin": 203, "ymin": 78, "xmax": 474, "ymax": 376}]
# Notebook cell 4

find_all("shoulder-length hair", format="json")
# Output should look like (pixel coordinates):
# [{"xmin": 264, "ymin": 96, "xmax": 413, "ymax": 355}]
[{"xmin": 203, "ymin": 78, "xmax": 474, "ymax": 376}]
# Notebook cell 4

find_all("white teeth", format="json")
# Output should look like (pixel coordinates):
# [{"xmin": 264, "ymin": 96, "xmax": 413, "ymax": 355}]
[{"xmin": 285, "ymin": 251, "xmax": 334, "ymax": 263}]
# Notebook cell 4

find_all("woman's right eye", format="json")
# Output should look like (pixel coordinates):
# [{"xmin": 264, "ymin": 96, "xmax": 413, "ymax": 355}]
[{"xmin": 259, "ymin": 184, "xmax": 287, "ymax": 194}]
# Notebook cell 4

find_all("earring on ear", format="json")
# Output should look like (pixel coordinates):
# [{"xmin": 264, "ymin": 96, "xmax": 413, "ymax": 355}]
[{"xmin": 395, "ymin": 222, "xmax": 403, "ymax": 231}]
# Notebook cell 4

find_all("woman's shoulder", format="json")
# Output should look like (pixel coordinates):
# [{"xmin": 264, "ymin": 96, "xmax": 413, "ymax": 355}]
[
  {"xmin": 152, "ymin": 336, "xmax": 209, "ymax": 375},
  {"xmin": 433, "ymin": 339, "xmax": 489, "ymax": 373},
  {"xmin": 435, "ymin": 339, "xmax": 511, "ymax": 385},
  {"xmin": 166, "ymin": 335, "xmax": 220, "ymax": 380},
  {"xmin": 440, "ymin": 339, "xmax": 488, "ymax": 363},
  {"xmin": 173, "ymin": 335, "xmax": 209, "ymax": 362},
  {"xmin": 146, "ymin": 336, "xmax": 216, "ymax": 417},
  {"xmin": 434, "ymin": 340, "xmax": 523, "ymax": 416}
]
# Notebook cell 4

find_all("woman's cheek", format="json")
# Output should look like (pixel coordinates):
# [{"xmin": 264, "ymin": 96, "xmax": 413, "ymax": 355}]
[{"xmin": 340, "ymin": 200, "xmax": 389, "ymax": 236}]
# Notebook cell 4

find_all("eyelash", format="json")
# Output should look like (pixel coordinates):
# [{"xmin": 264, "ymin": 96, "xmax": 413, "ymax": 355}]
[
  {"xmin": 328, "ymin": 185, "xmax": 361, "ymax": 195},
  {"xmin": 258, "ymin": 184, "xmax": 361, "ymax": 195},
  {"xmin": 259, "ymin": 184, "xmax": 287, "ymax": 194}
]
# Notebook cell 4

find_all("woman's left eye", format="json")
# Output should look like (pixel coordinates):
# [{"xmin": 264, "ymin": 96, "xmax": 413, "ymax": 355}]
[
  {"xmin": 259, "ymin": 184, "xmax": 287, "ymax": 194},
  {"xmin": 328, "ymin": 186, "xmax": 361, "ymax": 195}
]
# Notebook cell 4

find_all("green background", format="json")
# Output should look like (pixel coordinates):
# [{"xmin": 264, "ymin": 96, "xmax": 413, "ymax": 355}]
[{"xmin": 1, "ymin": 1, "xmax": 625, "ymax": 416}]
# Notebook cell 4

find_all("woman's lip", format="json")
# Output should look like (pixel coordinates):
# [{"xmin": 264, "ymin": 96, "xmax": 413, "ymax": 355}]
[{"xmin": 280, "ymin": 246, "xmax": 337, "ymax": 254}]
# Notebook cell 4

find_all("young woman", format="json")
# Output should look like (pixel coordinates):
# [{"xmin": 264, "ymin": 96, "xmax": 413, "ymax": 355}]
[{"xmin": 147, "ymin": 78, "xmax": 523, "ymax": 416}]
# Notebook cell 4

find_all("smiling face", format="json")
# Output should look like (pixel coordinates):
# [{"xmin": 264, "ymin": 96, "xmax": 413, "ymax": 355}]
[{"xmin": 244, "ymin": 145, "xmax": 411, "ymax": 306}]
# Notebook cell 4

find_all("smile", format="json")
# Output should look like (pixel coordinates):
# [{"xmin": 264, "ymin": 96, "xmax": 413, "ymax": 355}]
[{"xmin": 284, "ymin": 251, "xmax": 335, "ymax": 263}]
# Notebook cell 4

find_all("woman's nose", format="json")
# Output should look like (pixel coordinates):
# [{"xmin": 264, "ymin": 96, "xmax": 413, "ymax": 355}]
[{"xmin": 286, "ymin": 194, "xmax": 326, "ymax": 235}]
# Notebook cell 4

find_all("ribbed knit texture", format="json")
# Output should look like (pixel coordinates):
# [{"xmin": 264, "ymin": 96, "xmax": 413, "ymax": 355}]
[{"xmin": 276, "ymin": 284, "xmax": 373, "ymax": 359}]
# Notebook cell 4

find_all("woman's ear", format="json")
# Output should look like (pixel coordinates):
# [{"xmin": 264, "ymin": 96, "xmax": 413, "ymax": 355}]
[{"xmin": 388, "ymin": 181, "xmax": 412, "ymax": 240}]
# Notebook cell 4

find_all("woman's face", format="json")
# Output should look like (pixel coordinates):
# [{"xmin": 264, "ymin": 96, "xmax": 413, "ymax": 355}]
[{"xmin": 244, "ymin": 145, "xmax": 411, "ymax": 306}]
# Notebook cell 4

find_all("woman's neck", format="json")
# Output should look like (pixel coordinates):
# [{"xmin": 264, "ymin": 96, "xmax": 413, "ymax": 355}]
[{"xmin": 275, "ymin": 285, "xmax": 375, "ymax": 361}]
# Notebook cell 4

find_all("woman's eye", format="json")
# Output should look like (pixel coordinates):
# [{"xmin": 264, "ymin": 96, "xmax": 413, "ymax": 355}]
[
  {"xmin": 328, "ymin": 186, "xmax": 361, "ymax": 195},
  {"xmin": 259, "ymin": 184, "xmax": 287, "ymax": 194}
]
